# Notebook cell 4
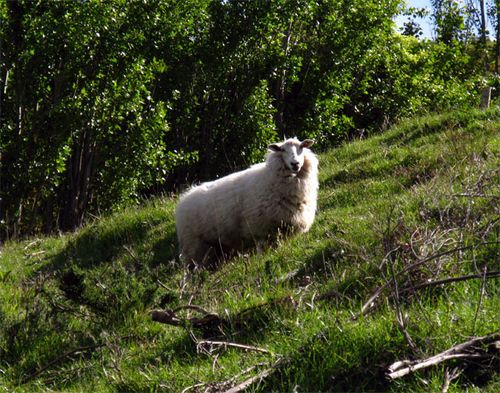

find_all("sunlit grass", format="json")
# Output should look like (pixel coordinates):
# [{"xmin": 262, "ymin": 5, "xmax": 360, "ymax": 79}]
[{"xmin": 0, "ymin": 106, "xmax": 498, "ymax": 392}]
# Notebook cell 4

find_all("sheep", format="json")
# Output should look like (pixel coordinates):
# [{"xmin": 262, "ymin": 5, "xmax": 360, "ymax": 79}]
[{"xmin": 175, "ymin": 137, "xmax": 319, "ymax": 268}]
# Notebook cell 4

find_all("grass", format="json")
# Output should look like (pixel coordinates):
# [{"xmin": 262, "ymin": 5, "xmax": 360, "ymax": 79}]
[{"xmin": 0, "ymin": 106, "xmax": 499, "ymax": 392}]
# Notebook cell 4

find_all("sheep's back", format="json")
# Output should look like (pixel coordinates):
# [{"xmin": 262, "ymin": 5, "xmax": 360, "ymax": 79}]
[{"xmin": 176, "ymin": 165, "xmax": 264, "ymax": 248}]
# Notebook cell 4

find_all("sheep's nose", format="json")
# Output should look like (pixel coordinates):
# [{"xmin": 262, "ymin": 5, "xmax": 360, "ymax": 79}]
[{"xmin": 291, "ymin": 162, "xmax": 300, "ymax": 171}]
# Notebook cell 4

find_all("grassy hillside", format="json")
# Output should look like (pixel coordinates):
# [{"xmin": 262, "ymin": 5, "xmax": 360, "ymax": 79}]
[{"xmin": 0, "ymin": 107, "xmax": 499, "ymax": 392}]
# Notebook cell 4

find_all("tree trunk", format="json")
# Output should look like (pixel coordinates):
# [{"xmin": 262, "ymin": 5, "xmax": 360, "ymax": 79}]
[
  {"xmin": 275, "ymin": 20, "xmax": 293, "ymax": 133},
  {"xmin": 59, "ymin": 128, "xmax": 96, "ymax": 231},
  {"xmin": 479, "ymin": 0, "xmax": 489, "ymax": 71},
  {"xmin": 479, "ymin": 0, "xmax": 487, "ymax": 44},
  {"xmin": 496, "ymin": 0, "xmax": 500, "ymax": 73}
]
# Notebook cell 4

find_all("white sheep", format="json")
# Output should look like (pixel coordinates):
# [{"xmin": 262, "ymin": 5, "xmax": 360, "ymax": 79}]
[{"xmin": 175, "ymin": 137, "xmax": 319, "ymax": 268}]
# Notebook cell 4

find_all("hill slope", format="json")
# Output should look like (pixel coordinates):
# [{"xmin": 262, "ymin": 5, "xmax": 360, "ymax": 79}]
[{"xmin": 1, "ymin": 107, "xmax": 499, "ymax": 392}]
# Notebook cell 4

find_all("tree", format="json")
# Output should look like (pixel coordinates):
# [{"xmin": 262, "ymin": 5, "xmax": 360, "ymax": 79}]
[{"xmin": 0, "ymin": 0, "xmax": 491, "ymax": 240}]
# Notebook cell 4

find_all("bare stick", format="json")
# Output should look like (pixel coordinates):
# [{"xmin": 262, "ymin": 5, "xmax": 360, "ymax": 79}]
[
  {"xmin": 441, "ymin": 367, "xmax": 462, "ymax": 393},
  {"xmin": 357, "ymin": 286, "xmax": 383, "ymax": 318},
  {"xmin": 223, "ymin": 358, "xmax": 284, "ymax": 393},
  {"xmin": 388, "ymin": 254, "xmax": 418, "ymax": 353},
  {"xmin": 387, "ymin": 333, "xmax": 499, "ymax": 380},
  {"xmin": 197, "ymin": 340, "xmax": 273, "ymax": 355},
  {"xmin": 402, "ymin": 270, "xmax": 500, "ymax": 293},
  {"xmin": 180, "ymin": 382, "xmax": 206, "ymax": 393},
  {"xmin": 151, "ymin": 308, "xmax": 223, "ymax": 328},
  {"xmin": 471, "ymin": 266, "xmax": 488, "ymax": 335},
  {"xmin": 156, "ymin": 279, "xmax": 173, "ymax": 291},
  {"xmin": 180, "ymin": 362, "xmax": 271, "ymax": 393},
  {"xmin": 389, "ymin": 353, "xmax": 485, "ymax": 380},
  {"xmin": 356, "ymin": 242, "xmax": 499, "ymax": 318},
  {"xmin": 452, "ymin": 193, "xmax": 499, "ymax": 199}
]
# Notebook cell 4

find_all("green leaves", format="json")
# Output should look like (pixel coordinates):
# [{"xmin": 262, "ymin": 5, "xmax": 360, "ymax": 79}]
[{"xmin": 0, "ymin": 0, "xmax": 493, "ymax": 238}]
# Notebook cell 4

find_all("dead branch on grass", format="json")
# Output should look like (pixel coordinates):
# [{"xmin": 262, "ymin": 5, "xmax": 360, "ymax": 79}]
[
  {"xmin": 151, "ymin": 307, "xmax": 223, "ymax": 328},
  {"xmin": 451, "ymin": 193, "xmax": 499, "ymax": 199},
  {"xmin": 223, "ymin": 358, "xmax": 284, "ymax": 393},
  {"xmin": 471, "ymin": 266, "xmax": 489, "ymax": 335},
  {"xmin": 197, "ymin": 340, "xmax": 273, "ymax": 355},
  {"xmin": 401, "ymin": 270, "xmax": 500, "ymax": 293},
  {"xmin": 355, "ymin": 242, "xmax": 499, "ymax": 319},
  {"xmin": 388, "ymin": 253, "xmax": 419, "ymax": 354},
  {"xmin": 387, "ymin": 333, "xmax": 499, "ymax": 380},
  {"xmin": 180, "ymin": 360, "xmax": 283, "ymax": 393},
  {"xmin": 441, "ymin": 366, "xmax": 462, "ymax": 393}
]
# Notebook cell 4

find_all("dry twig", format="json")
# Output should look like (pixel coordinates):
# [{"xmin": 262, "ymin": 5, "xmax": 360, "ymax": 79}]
[
  {"xmin": 197, "ymin": 340, "xmax": 273, "ymax": 355},
  {"xmin": 401, "ymin": 270, "xmax": 500, "ymax": 293},
  {"xmin": 441, "ymin": 367, "xmax": 462, "ymax": 393},
  {"xmin": 179, "ymin": 361, "xmax": 280, "ymax": 393},
  {"xmin": 355, "ymin": 242, "xmax": 499, "ymax": 319},
  {"xmin": 471, "ymin": 266, "xmax": 488, "ymax": 335},
  {"xmin": 387, "ymin": 333, "xmax": 499, "ymax": 380},
  {"xmin": 151, "ymin": 306, "xmax": 223, "ymax": 328},
  {"xmin": 223, "ymin": 358, "xmax": 284, "ymax": 393},
  {"xmin": 388, "ymin": 253, "xmax": 418, "ymax": 354}
]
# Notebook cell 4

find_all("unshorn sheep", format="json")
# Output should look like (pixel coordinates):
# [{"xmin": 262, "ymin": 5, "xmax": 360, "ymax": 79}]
[{"xmin": 175, "ymin": 137, "xmax": 319, "ymax": 268}]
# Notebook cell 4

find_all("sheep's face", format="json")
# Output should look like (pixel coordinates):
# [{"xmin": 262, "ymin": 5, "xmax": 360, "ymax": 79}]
[{"xmin": 269, "ymin": 138, "xmax": 314, "ymax": 174}]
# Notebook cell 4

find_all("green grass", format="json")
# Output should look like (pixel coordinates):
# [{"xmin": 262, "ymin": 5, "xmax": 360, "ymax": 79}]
[{"xmin": 1, "ymin": 107, "xmax": 499, "ymax": 392}]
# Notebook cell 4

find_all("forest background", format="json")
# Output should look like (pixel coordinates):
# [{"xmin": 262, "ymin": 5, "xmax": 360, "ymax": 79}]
[{"xmin": 1, "ymin": 0, "xmax": 499, "ymax": 239}]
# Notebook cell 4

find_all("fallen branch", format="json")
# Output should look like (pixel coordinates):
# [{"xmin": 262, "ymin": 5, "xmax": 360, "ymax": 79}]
[
  {"xmin": 223, "ymin": 358, "xmax": 284, "ymax": 393},
  {"xmin": 151, "ymin": 307, "xmax": 223, "ymax": 328},
  {"xmin": 441, "ymin": 367, "xmax": 462, "ymax": 393},
  {"xmin": 180, "ymin": 361, "xmax": 281, "ymax": 393},
  {"xmin": 355, "ymin": 242, "xmax": 499, "ymax": 319},
  {"xmin": 197, "ymin": 340, "xmax": 273, "ymax": 355},
  {"xmin": 402, "ymin": 270, "xmax": 500, "ymax": 293},
  {"xmin": 387, "ymin": 333, "xmax": 499, "ymax": 380},
  {"xmin": 451, "ymin": 193, "xmax": 499, "ymax": 199},
  {"xmin": 388, "ymin": 253, "xmax": 419, "ymax": 354}
]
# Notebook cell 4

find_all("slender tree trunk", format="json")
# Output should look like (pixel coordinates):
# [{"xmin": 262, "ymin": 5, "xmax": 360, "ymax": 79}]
[
  {"xmin": 60, "ymin": 128, "xmax": 96, "ymax": 231},
  {"xmin": 479, "ymin": 0, "xmax": 487, "ymax": 43},
  {"xmin": 479, "ymin": 0, "xmax": 489, "ymax": 71},
  {"xmin": 275, "ymin": 20, "xmax": 293, "ymax": 133},
  {"xmin": 496, "ymin": 0, "xmax": 500, "ymax": 72}
]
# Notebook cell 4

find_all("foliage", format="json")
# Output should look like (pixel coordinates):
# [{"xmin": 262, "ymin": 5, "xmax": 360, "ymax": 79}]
[
  {"xmin": 0, "ymin": 107, "xmax": 498, "ymax": 391},
  {"xmin": 0, "ymin": 0, "xmax": 497, "ymax": 238}
]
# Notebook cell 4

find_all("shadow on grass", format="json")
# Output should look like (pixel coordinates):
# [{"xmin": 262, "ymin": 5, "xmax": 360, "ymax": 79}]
[
  {"xmin": 44, "ymin": 218, "xmax": 177, "ymax": 273},
  {"xmin": 3, "ymin": 212, "xmax": 181, "ymax": 388}
]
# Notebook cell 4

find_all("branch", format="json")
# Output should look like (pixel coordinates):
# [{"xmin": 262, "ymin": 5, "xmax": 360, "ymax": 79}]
[
  {"xmin": 197, "ymin": 340, "xmax": 273, "ymax": 355},
  {"xmin": 356, "ymin": 242, "xmax": 499, "ymax": 319},
  {"xmin": 401, "ymin": 270, "xmax": 500, "ymax": 293},
  {"xmin": 388, "ymin": 251, "xmax": 419, "ymax": 353},
  {"xmin": 387, "ymin": 333, "xmax": 499, "ymax": 380},
  {"xmin": 441, "ymin": 367, "xmax": 462, "ymax": 393},
  {"xmin": 451, "ymin": 193, "xmax": 499, "ymax": 199},
  {"xmin": 180, "ymin": 360, "xmax": 282, "ymax": 393},
  {"xmin": 223, "ymin": 358, "xmax": 284, "ymax": 393},
  {"xmin": 151, "ymin": 308, "xmax": 223, "ymax": 328}
]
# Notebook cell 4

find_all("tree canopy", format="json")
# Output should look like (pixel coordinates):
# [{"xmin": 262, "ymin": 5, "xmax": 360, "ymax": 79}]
[{"xmin": 0, "ymin": 0, "xmax": 498, "ymax": 239}]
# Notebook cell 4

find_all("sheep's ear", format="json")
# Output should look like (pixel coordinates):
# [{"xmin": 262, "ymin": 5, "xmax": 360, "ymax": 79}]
[
  {"xmin": 268, "ymin": 144, "xmax": 282, "ymax": 152},
  {"xmin": 301, "ymin": 139, "xmax": 315, "ymax": 148}
]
